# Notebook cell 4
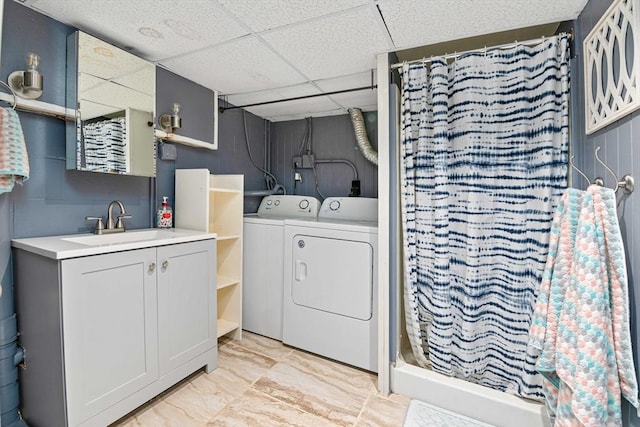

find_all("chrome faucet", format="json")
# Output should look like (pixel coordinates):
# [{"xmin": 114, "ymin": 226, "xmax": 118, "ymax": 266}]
[{"xmin": 86, "ymin": 200, "xmax": 133, "ymax": 235}]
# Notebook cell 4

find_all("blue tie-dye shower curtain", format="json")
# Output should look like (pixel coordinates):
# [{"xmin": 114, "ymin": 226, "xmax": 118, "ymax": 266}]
[{"xmin": 400, "ymin": 35, "xmax": 570, "ymax": 399}]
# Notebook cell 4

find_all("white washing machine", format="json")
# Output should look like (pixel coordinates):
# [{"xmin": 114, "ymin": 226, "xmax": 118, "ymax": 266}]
[
  {"xmin": 282, "ymin": 197, "xmax": 378, "ymax": 371},
  {"xmin": 243, "ymin": 195, "xmax": 320, "ymax": 340}
]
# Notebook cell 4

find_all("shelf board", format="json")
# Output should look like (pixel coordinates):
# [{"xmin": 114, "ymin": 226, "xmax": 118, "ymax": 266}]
[
  {"xmin": 217, "ymin": 275, "xmax": 240, "ymax": 290},
  {"xmin": 210, "ymin": 187, "xmax": 242, "ymax": 194},
  {"xmin": 216, "ymin": 234, "xmax": 241, "ymax": 241},
  {"xmin": 217, "ymin": 319, "xmax": 239, "ymax": 338}
]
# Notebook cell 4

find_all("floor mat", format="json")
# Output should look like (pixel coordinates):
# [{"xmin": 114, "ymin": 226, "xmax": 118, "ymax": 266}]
[{"xmin": 403, "ymin": 400, "xmax": 496, "ymax": 427}]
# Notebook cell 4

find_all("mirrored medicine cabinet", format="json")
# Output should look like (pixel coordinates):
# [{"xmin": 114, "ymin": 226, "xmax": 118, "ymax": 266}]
[{"xmin": 66, "ymin": 31, "xmax": 156, "ymax": 177}]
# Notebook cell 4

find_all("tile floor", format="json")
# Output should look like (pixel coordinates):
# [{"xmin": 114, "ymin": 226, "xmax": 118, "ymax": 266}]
[{"xmin": 113, "ymin": 332, "xmax": 410, "ymax": 426}]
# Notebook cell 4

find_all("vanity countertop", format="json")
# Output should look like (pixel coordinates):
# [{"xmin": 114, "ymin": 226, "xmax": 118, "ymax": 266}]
[{"xmin": 11, "ymin": 228, "xmax": 216, "ymax": 260}]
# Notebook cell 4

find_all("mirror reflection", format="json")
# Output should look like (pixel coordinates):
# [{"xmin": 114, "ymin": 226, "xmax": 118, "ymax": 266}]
[{"xmin": 66, "ymin": 31, "xmax": 156, "ymax": 177}]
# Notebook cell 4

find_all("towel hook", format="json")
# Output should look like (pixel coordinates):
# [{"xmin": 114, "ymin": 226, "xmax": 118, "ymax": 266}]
[
  {"xmin": 569, "ymin": 155, "xmax": 591, "ymax": 187},
  {"xmin": 594, "ymin": 147, "xmax": 635, "ymax": 194},
  {"xmin": 0, "ymin": 81, "xmax": 17, "ymax": 109}
]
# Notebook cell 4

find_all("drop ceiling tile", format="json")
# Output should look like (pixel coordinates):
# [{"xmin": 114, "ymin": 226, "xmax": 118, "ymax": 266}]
[
  {"xmin": 314, "ymin": 71, "xmax": 376, "ymax": 92},
  {"xmin": 78, "ymin": 73, "xmax": 104, "ymax": 94},
  {"xmin": 329, "ymin": 89, "xmax": 377, "ymax": 111},
  {"xmin": 113, "ymin": 68, "xmax": 155, "ymax": 98},
  {"xmin": 81, "ymin": 82, "xmax": 153, "ymax": 113},
  {"xmin": 244, "ymin": 95, "xmax": 340, "ymax": 121},
  {"xmin": 261, "ymin": 7, "xmax": 391, "ymax": 81},
  {"xmin": 218, "ymin": 0, "xmax": 368, "ymax": 32},
  {"xmin": 377, "ymin": 0, "xmax": 588, "ymax": 50},
  {"xmin": 31, "ymin": 0, "xmax": 248, "ymax": 61},
  {"xmin": 160, "ymin": 36, "xmax": 307, "ymax": 94},
  {"xmin": 226, "ymin": 83, "xmax": 321, "ymax": 108}
]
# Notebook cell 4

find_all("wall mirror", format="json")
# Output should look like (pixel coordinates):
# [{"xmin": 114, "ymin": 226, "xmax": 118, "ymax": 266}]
[{"xmin": 66, "ymin": 31, "xmax": 156, "ymax": 177}]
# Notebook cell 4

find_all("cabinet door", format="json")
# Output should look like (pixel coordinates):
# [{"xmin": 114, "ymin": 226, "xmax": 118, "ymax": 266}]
[
  {"xmin": 157, "ymin": 240, "xmax": 216, "ymax": 375},
  {"xmin": 61, "ymin": 248, "xmax": 158, "ymax": 426}
]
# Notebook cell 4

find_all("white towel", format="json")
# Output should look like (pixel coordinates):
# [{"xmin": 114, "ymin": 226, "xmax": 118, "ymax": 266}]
[{"xmin": 0, "ymin": 108, "xmax": 28, "ymax": 193}]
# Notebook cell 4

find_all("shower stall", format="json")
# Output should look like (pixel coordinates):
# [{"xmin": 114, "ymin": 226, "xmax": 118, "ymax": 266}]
[{"xmin": 377, "ymin": 34, "xmax": 571, "ymax": 427}]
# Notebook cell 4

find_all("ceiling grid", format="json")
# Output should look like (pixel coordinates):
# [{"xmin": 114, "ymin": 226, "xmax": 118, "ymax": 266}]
[{"xmin": 25, "ymin": 0, "xmax": 588, "ymax": 121}]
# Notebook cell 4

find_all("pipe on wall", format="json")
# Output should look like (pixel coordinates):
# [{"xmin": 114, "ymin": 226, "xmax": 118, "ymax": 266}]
[
  {"xmin": 315, "ymin": 159, "xmax": 359, "ymax": 180},
  {"xmin": 0, "ymin": 313, "xmax": 26, "ymax": 427},
  {"xmin": 348, "ymin": 108, "xmax": 378, "ymax": 166}
]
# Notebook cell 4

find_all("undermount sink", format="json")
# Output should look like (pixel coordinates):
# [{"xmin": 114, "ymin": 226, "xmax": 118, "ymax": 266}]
[
  {"xmin": 62, "ymin": 229, "xmax": 188, "ymax": 246},
  {"xmin": 11, "ymin": 228, "xmax": 217, "ymax": 260}
]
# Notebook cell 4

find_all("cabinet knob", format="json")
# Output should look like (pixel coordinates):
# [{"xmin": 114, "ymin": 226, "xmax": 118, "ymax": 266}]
[
  {"xmin": 149, "ymin": 262, "xmax": 156, "ymax": 272},
  {"xmin": 162, "ymin": 260, "xmax": 169, "ymax": 270}
]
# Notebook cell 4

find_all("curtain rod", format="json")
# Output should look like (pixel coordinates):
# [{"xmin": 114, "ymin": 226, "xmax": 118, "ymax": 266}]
[{"xmin": 390, "ymin": 31, "xmax": 573, "ymax": 70}]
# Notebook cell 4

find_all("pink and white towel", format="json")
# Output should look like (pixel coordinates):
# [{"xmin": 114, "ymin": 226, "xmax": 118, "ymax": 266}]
[
  {"xmin": 0, "ymin": 108, "xmax": 28, "ymax": 193},
  {"xmin": 529, "ymin": 185, "xmax": 638, "ymax": 426}
]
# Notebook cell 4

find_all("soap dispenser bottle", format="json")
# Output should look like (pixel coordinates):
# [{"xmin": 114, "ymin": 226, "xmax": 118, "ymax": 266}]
[{"xmin": 157, "ymin": 196, "xmax": 173, "ymax": 228}]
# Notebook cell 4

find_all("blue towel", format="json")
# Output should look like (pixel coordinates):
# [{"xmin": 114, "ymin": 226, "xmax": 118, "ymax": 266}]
[{"xmin": 0, "ymin": 108, "xmax": 28, "ymax": 193}]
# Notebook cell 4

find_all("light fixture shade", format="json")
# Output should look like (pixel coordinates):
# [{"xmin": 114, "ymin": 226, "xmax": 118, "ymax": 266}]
[{"xmin": 22, "ymin": 53, "xmax": 43, "ymax": 90}]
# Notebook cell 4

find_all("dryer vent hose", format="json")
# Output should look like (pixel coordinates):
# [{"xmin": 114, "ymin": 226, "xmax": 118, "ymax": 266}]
[{"xmin": 348, "ymin": 108, "xmax": 378, "ymax": 166}]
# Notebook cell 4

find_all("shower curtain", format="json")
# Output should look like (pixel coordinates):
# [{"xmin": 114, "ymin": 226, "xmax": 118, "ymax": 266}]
[{"xmin": 400, "ymin": 34, "xmax": 570, "ymax": 400}]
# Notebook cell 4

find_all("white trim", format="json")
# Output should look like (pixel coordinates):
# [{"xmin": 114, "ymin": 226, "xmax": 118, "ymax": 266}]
[
  {"xmin": 376, "ymin": 52, "xmax": 390, "ymax": 395},
  {"xmin": 0, "ymin": 93, "xmax": 75, "ymax": 120},
  {"xmin": 213, "ymin": 90, "xmax": 219, "ymax": 150},
  {"xmin": 154, "ymin": 129, "xmax": 216, "ymax": 150},
  {"xmin": 391, "ymin": 360, "xmax": 548, "ymax": 427}
]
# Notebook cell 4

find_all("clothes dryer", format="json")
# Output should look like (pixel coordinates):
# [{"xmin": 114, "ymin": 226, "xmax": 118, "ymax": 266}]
[
  {"xmin": 282, "ymin": 197, "xmax": 378, "ymax": 371},
  {"xmin": 242, "ymin": 195, "xmax": 320, "ymax": 340}
]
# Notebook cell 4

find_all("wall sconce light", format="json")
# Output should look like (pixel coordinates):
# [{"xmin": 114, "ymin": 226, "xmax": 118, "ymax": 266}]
[
  {"xmin": 158, "ymin": 103, "xmax": 182, "ymax": 133},
  {"xmin": 8, "ymin": 52, "xmax": 43, "ymax": 100}
]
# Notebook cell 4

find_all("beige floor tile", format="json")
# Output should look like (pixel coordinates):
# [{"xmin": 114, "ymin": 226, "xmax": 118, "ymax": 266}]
[
  {"xmin": 286, "ymin": 348, "xmax": 378, "ymax": 393},
  {"xmin": 387, "ymin": 393, "xmax": 411, "ymax": 406},
  {"xmin": 217, "ymin": 339, "xmax": 277, "ymax": 384},
  {"xmin": 161, "ymin": 380, "xmax": 227, "ymax": 423},
  {"xmin": 114, "ymin": 399, "xmax": 203, "ymax": 427},
  {"xmin": 207, "ymin": 388, "xmax": 337, "ymax": 427},
  {"xmin": 356, "ymin": 394, "xmax": 410, "ymax": 427},
  {"xmin": 190, "ymin": 365, "xmax": 252, "ymax": 398},
  {"xmin": 235, "ymin": 331, "xmax": 295, "ymax": 361},
  {"xmin": 111, "ymin": 332, "xmax": 414, "ymax": 427},
  {"xmin": 252, "ymin": 361, "xmax": 368, "ymax": 426}
]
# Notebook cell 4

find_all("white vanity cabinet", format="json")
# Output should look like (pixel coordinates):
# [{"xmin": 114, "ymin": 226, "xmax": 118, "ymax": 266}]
[{"xmin": 12, "ymin": 236, "xmax": 217, "ymax": 427}]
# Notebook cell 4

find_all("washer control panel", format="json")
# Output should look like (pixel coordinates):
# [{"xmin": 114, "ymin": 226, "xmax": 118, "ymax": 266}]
[
  {"xmin": 257, "ymin": 195, "xmax": 320, "ymax": 217},
  {"xmin": 319, "ymin": 197, "xmax": 378, "ymax": 222}
]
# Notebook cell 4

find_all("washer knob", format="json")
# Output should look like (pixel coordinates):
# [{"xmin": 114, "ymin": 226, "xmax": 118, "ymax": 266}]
[
  {"xmin": 266, "ymin": 199, "xmax": 273, "ymax": 206},
  {"xmin": 299, "ymin": 199, "xmax": 309, "ymax": 209},
  {"xmin": 274, "ymin": 200, "xmax": 280, "ymax": 206},
  {"xmin": 329, "ymin": 200, "xmax": 341, "ymax": 211}
]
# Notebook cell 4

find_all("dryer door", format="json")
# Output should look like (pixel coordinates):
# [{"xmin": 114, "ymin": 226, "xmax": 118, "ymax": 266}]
[{"xmin": 290, "ymin": 234, "xmax": 373, "ymax": 320}]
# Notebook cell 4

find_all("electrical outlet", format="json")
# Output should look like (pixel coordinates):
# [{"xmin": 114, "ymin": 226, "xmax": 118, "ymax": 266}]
[{"xmin": 293, "ymin": 156, "xmax": 303, "ymax": 168}]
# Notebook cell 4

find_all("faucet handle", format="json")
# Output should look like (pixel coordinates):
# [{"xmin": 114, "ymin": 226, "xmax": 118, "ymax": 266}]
[
  {"xmin": 116, "ymin": 214, "xmax": 133, "ymax": 230},
  {"xmin": 85, "ymin": 216, "xmax": 105, "ymax": 234}
]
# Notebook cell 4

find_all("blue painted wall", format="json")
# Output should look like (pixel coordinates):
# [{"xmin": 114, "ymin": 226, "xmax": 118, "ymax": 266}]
[
  {"xmin": 270, "ymin": 113, "xmax": 379, "ymax": 198},
  {"xmin": 0, "ymin": 0, "xmax": 378, "ymax": 314},
  {"xmin": 573, "ymin": 1, "xmax": 640, "ymax": 425},
  {"xmin": 0, "ymin": 0, "xmax": 378, "ymax": 418}
]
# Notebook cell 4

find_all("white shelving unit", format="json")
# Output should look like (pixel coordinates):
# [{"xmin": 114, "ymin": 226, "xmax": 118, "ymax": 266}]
[{"xmin": 175, "ymin": 169, "xmax": 243, "ymax": 340}]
